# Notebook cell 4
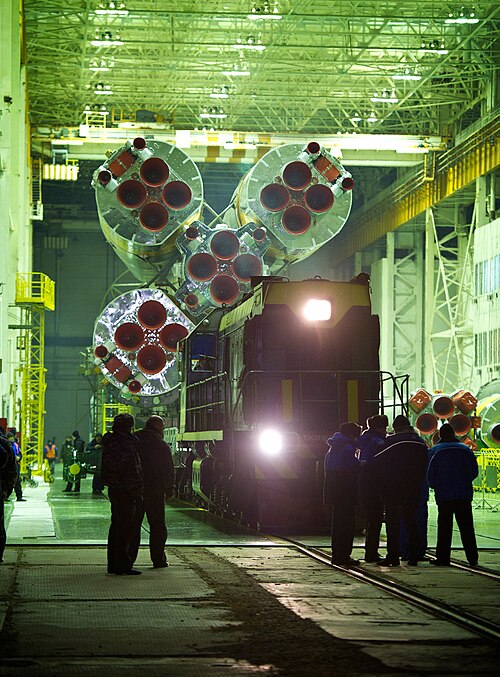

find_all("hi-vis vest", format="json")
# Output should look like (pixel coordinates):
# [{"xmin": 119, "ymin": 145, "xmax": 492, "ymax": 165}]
[{"xmin": 45, "ymin": 444, "xmax": 56, "ymax": 458}]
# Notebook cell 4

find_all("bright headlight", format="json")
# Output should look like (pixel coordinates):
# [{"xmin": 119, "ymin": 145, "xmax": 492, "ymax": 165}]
[
  {"xmin": 303, "ymin": 299, "xmax": 331, "ymax": 321},
  {"xmin": 258, "ymin": 429, "xmax": 283, "ymax": 456}
]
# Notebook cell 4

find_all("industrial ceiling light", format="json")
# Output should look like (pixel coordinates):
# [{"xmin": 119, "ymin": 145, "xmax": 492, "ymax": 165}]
[
  {"xmin": 232, "ymin": 35, "xmax": 266, "ymax": 51},
  {"xmin": 93, "ymin": 82, "xmax": 113, "ymax": 95},
  {"xmin": 370, "ymin": 89, "xmax": 399, "ymax": 104},
  {"xmin": 210, "ymin": 86, "xmax": 229, "ymax": 99},
  {"xmin": 419, "ymin": 39, "xmax": 448, "ymax": 54},
  {"xmin": 200, "ymin": 107, "xmax": 227, "ymax": 119},
  {"xmin": 445, "ymin": 7, "xmax": 479, "ymax": 24},
  {"xmin": 91, "ymin": 30, "xmax": 124, "ymax": 46},
  {"xmin": 391, "ymin": 68, "xmax": 421, "ymax": 81},
  {"xmin": 222, "ymin": 64, "xmax": 251, "ymax": 76},
  {"xmin": 95, "ymin": 1, "xmax": 129, "ymax": 16},
  {"xmin": 248, "ymin": 1, "xmax": 282, "ymax": 19}
]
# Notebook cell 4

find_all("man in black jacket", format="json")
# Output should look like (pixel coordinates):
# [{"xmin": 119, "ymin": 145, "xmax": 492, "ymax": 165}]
[
  {"xmin": 102, "ymin": 414, "xmax": 143, "ymax": 575},
  {"xmin": 373, "ymin": 415, "xmax": 428, "ymax": 567},
  {"xmin": 129, "ymin": 416, "xmax": 175, "ymax": 568},
  {"xmin": 1, "ymin": 427, "xmax": 18, "ymax": 563}
]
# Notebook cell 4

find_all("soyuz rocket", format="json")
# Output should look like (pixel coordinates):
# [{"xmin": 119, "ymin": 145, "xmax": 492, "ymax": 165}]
[{"xmin": 91, "ymin": 137, "xmax": 354, "ymax": 406}]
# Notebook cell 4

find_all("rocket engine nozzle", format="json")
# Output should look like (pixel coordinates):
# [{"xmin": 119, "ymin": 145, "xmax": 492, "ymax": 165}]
[
  {"xmin": 282, "ymin": 161, "xmax": 312, "ymax": 191},
  {"xmin": 159, "ymin": 323, "xmax": 189, "ymax": 352},
  {"xmin": 162, "ymin": 181, "xmax": 193, "ymax": 210},
  {"xmin": 137, "ymin": 300, "xmax": 167, "ymax": 329},
  {"xmin": 114, "ymin": 323, "xmax": 145, "ymax": 352},
  {"xmin": 210, "ymin": 231, "xmax": 240, "ymax": 260},
  {"xmin": 137, "ymin": 344, "xmax": 167, "ymax": 375},
  {"xmin": 415, "ymin": 413, "xmax": 438, "ymax": 435},
  {"xmin": 94, "ymin": 345, "xmax": 109, "ymax": 359},
  {"xmin": 304, "ymin": 184, "xmax": 334, "ymax": 213},
  {"xmin": 449, "ymin": 414, "xmax": 472, "ymax": 436},
  {"xmin": 210, "ymin": 275, "xmax": 240, "ymax": 305},
  {"xmin": 282, "ymin": 206, "xmax": 311, "ymax": 235},
  {"xmin": 133, "ymin": 137, "xmax": 147, "ymax": 150},
  {"xmin": 117, "ymin": 180, "xmax": 147, "ymax": 208},
  {"xmin": 139, "ymin": 202, "xmax": 169, "ymax": 231},
  {"xmin": 187, "ymin": 253, "xmax": 218, "ymax": 281},
  {"xmin": 140, "ymin": 158, "xmax": 170, "ymax": 187},
  {"xmin": 232, "ymin": 254, "xmax": 262, "ymax": 281},
  {"xmin": 432, "ymin": 396, "xmax": 455, "ymax": 419},
  {"xmin": 260, "ymin": 183, "xmax": 290, "ymax": 212}
]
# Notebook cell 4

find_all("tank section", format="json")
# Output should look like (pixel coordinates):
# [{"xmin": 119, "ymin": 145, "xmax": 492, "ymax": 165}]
[
  {"xmin": 476, "ymin": 394, "xmax": 500, "ymax": 449},
  {"xmin": 93, "ymin": 288, "xmax": 193, "ymax": 406},
  {"xmin": 228, "ymin": 141, "xmax": 353, "ymax": 272},
  {"xmin": 173, "ymin": 221, "xmax": 270, "ymax": 316},
  {"xmin": 92, "ymin": 138, "xmax": 203, "ymax": 282}
]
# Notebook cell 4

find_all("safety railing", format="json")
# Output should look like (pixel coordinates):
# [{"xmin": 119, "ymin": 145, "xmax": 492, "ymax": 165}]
[{"xmin": 15, "ymin": 272, "xmax": 55, "ymax": 311}]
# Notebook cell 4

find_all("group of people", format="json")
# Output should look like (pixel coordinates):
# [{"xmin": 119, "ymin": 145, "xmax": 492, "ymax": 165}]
[
  {"xmin": 101, "ymin": 413, "xmax": 175, "ymax": 576},
  {"xmin": 324, "ymin": 414, "xmax": 479, "ymax": 568},
  {"xmin": 0, "ymin": 426, "xmax": 21, "ymax": 563}
]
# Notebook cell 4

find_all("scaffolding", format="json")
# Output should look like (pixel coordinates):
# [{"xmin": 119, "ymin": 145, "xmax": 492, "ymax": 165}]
[
  {"xmin": 15, "ymin": 273, "xmax": 55, "ymax": 474},
  {"xmin": 102, "ymin": 402, "xmax": 133, "ymax": 434}
]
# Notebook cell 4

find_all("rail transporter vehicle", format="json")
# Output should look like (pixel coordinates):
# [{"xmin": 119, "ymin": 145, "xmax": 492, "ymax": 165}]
[{"xmin": 176, "ymin": 274, "xmax": 408, "ymax": 531}]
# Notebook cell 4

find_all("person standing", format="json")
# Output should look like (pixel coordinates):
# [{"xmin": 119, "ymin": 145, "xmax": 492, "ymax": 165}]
[
  {"xmin": 7, "ymin": 432, "xmax": 25, "ymax": 502},
  {"xmin": 373, "ymin": 415, "xmax": 428, "ymax": 567},
  {"xmin": 1, "ymin": 427, "xmax": 18, "ymax": 563},
  {"xmin": 43, "ymin": 439, "xmax": 58, "ymax": 476},
  {"xmin": 356, "ymin": 414, "xmax": 388, "ymax": 562},
  {"xmin": 427, "ymin": 423, "xmax": 479, "ymax": 567},
  {"xmin": 87, "ymin": 433, "xmax": 105, "ymax": 495},
  {"xmin": 62, "ymin": 431, "xmax": 84, "ymax": 493},
  {"xmin": 101, "ymin": 414, "xmax": 143, "ymax": 575},
  {"xmin": 129, "ymin": 416, "xmax": 175, "ymax": 568},
  {"xmin": 324, "ymin": 422, "xmax": 362, "ymax": 566}
]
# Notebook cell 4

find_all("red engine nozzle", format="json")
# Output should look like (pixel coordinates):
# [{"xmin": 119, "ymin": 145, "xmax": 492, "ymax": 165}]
[
  {"xmin": 232, "ymin": 254, "xmax": 262, "ymax": 282},
  {"xmin": 283, "ymin": 161, "xmax": 312, "ymax": 191},
  {"xmin": 117, "ymin": 180, "xmax": 147, "ymax": 208},
  {"xmin": 140, "ymin": 158, "xmax": 170, "ymax": 187},
  {"xmin": 210, "ymin": 275, "xmax": 240, "ymax": 305},
  {"xmin": 307, "ymin": 141, "xmax": 321, "ymax": 154},
  {"xmin": 94, "ymin": 345, "xmax": 109, "ymax": 359},
  {"xmin": 185, "ymin": 226, "xmax": 199, "ymax": 240},
  {"xmin": 433, "ymin": 396, "xmax": 455, "ymax": 419},
  {"xmin": 137, "ymin": 344, "xmax": 167, "ymax": 375},
  {"xmin": 159, "ymin": 323, "xmax": 189, "ymax": 352},
  {"xmin": 304, "ymin": 184, "xmax": 334, "ymax": 213},
  {"xmin": 252, "ymin": 227, "xmax": 267, "ymax": 242},
  {"xmin": 449, "ymin": 414, "xmax": 472, "ymax": 436},
  {"xmin": 133, "ymin": 137, "xmax": 147, "ymax": 150},
  {"xmin": 139, "ymin": 202, "xmax": 169, "ymax": 231},
  {"xmin": 137, "ymin": 300, "xmax": 167, "ymax": 329},
  {"xmin": 210, "ymin": 231, "xmax": 239, "ymax": 260},
  {"xmin": 128, "ymin": 379, "xmax": 143, "ymax": 393},
  {"xmin": 491, "ymin": 424, "xmax": 500, "ymax": 444},
  {"xmin": 415, "ymin": 413, "xmax": 438, "ymax": 435},
  {"xmin": 260, "ymin": 183, "xmax": 290, "ymax": 212},
  {"xmin": 187, "ymin": 253, "xmax": 218, "ymax": 281},
  {"xmin": 282, "ymin": 205, "xmax": 311, "ymax": 235},
  {"xmin": 185, "ymin": 293, "xmax": 199, "ymax": 308},
  {"xmin": 341, "ymin": 176, "xmax": 354, "ymax": 191},
  {"xmin": 114, "ymin": 323, "xmax": 145, "ymax": 351},
  {"xmin": 162, "ymin": 181, "xmax": 192, "ymax": 210},
  {"xmin": 98, "ymin": 170, "xmax": 112, "ymax": 186}
]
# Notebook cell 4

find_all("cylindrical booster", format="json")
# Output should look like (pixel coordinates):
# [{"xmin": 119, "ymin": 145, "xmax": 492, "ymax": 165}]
[
  {"xmin": 92, "ymin": 138, "xmax": 203, "ymax": 283},
  {"xmin": 93, "ymin": 288, "xmax": 193, "ymax": 406}
]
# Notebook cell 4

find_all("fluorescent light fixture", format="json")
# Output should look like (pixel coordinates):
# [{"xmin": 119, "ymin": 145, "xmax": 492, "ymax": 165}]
[
  {"xmin": 94, "ymin": 89, "xmax": 113, "ymax": 95},
  {"xmin": 95, "ymin": 9, "xmax": 128, "ymax": 16},
  {"xmin": 247, "ymin": 13, "xmax": 282, "ymax": 19},
  {"xmin": 222, "ymin": 69, "xmax": 251, "ymax": 76},
  {"xmin": 231, "ymin": 43, "xmax": 266, "ymax": 51},
  {"xmin": 418, "ymin": 48, "xmax": 448, "ymax": 54},
  {"xmin": 89, "ymin": 65, "xmax": 110, "ymax": 71},
  {"xmin": 199, "ymin": 112, "xmax": 227, "ymax": 119},
  {"xmin": 445, "ymin": 17, "xmax": 478, "ymax": 24},
  {"xmin": 258, "ymin": 429, "xmax": 283, "ymax": 456},
  {"xmin": 367, "ymin": 115, "xmax": 378, "ymax": 122},
  {"xmin": 91, "ymin": 39, "xmax": 124, "ymax": 46},
  {"xmin": 210, "ymin": 92, "xmax": 229, "ymax": 98},
  {"xmin": 370, "ymin": 96, "xmax": 399, "ymax": 103},
  {"xmin": 303, "ymin": 299, "xmax": 331, "ymax": 322},
  {"xmin": 391, "ymin": 73, "xmax": 421, "ymax": 81}
]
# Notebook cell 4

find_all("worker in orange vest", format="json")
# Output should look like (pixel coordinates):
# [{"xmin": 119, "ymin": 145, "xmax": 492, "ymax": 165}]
[{"xmin": 43, "ymin": 440, "xmax": 58, "ymax": 476}]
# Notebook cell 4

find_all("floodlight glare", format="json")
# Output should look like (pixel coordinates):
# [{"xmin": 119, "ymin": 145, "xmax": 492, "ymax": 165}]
[
  {"xmin": 258, "ymin": 429, "xmax": 283, "ymax": 456},
  {"xmin": 303, "ymin": 299, "xmax": 331, "ymax": 321}
]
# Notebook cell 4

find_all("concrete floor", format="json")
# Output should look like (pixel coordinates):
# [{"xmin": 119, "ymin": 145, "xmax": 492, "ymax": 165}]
[{"xmin": 1, "ymin": 473, "xmax": 500, "ymax": 675}]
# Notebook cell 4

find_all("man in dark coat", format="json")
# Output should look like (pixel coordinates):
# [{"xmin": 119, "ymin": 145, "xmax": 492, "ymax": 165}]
[
  {"xmin": 373, "ymin": 415, "xmax": 428, "ymax": 567},
  {"xmin": 356, "ymin": 414, "xmax": 388, "ymax": 562},
  {"xmin": 102, "ymin": 414, "xmax": 143, "ymax": 575},
  {"xmin": 1, "ymin": 427, "xmax": 18, "ymax": 563},
  {"xmin": 428, "ymin": 423, "xmax": 479, "ymax": 567},
  {"xmin": 62, "ymin": 430, "xmax": 85, "ymax": 493},
  {"xmin": 324, "ymin": 422, "xmax": 362, "ymax": 566},
  {"xmin": 129, "ymin": 416, "xmax": 175, "ymax": 568}
]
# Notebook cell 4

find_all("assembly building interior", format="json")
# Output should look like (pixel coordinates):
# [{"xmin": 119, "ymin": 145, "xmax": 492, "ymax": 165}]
[{"xmin": 0, "ymin": 1, "xmax": 499, "ymax": 675}]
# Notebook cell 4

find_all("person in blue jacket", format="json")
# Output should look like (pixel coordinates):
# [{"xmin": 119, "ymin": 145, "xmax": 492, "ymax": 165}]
[
  {"xmin": 427, "ymin": 423, "xmax": 479, "ymax": 567},
  {"xmin": 356, "ymin": 414, "xmax": 388, "ymax": 562},
  {"xmin": 324, "ymin": 422, "xmax": 362, "ymax": 566}
]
